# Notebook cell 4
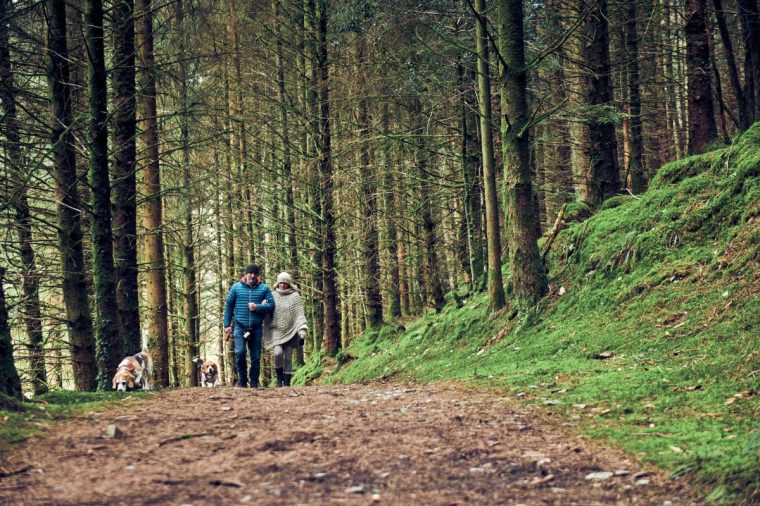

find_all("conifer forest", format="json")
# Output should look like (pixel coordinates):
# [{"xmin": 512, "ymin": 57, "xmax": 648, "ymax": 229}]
[{"xmin": 0, "ymin": 0, "xmax": 758, "ymax": 503}]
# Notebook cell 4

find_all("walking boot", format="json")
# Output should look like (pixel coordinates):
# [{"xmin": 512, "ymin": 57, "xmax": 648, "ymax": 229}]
[
  {"xmin": 250, "ymin": 360, "xmax": 261, "ymax": 389},
  {"xmin": 283, "ymin": 373, "xmax": 292, "ymax": 387},
  {"xmin": 275, "ymin": 367, "xmax": 284, "ymax": 387}
]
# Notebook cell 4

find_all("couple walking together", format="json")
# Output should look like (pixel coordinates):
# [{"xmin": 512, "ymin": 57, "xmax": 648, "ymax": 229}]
[{"xmin": 223, "ymin": 264, "xmax": 307, "ymax": 388}]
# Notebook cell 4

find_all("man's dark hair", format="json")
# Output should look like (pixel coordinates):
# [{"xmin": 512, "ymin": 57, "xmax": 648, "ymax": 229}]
[{"xmin": 245, "ymin": 264, "xmax": 260, "ymax": 275}]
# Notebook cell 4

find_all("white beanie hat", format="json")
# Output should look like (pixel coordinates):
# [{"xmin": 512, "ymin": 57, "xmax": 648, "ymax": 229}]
[{"xmin": 277, "ymin": 271, "xmax": 294, "ymax": 287}]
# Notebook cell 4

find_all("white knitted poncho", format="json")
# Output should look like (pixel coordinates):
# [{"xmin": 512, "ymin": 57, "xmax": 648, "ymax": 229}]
[{"xmin": 263, "ymin": 288, "xmax": 308, "ymax": 349}]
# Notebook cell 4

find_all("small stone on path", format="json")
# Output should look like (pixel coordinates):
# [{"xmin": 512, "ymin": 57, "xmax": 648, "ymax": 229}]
[
  {"xmin": 585, "ymin": 471, "xmax": 614, "ymax": 481},
  {"xmin": 106, "ymin": 424, "xmax": 122, "ymax": 438}
]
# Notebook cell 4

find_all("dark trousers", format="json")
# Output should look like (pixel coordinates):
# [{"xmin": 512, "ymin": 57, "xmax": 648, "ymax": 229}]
[{"xmin": 234, "ymin": 324, "xmax": 262, "ymax": 386}]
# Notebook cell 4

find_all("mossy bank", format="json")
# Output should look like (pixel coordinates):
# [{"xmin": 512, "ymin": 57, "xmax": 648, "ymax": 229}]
[{"xmin": 300, "ymin": 124, "xmax": 760, "ymax": 503}]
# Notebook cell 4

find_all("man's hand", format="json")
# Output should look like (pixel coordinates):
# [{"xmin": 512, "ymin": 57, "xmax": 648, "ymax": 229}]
[
  {"xmin": 248, "ymin": 302, "xmax": 257, "ymax": 312},
  {"xmin": 224, "ymin": 326, "xmax": 232, "ymax": 341}
]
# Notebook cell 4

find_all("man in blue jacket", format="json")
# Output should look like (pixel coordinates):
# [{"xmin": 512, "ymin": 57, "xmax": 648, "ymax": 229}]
[{"xmin": 224, "ymin": 264, "xmax": 275, "ymax": 387}]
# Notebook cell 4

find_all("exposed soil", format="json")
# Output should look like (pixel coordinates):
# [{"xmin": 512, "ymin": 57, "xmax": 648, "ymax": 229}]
[{"xmin": 0, "ymin": 382, "xmax": 700, "ymax": 505}]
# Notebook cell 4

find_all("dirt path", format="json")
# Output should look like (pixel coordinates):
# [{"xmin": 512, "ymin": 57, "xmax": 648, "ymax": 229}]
[{"xmin": 0, "ymin": 383, "xmax": 699, "ymax": 505}]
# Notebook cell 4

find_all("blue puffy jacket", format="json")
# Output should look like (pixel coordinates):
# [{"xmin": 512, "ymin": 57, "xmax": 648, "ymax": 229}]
[{"xmin": 223, "ymin": 281, "xmax": 275, "ymax": 329}]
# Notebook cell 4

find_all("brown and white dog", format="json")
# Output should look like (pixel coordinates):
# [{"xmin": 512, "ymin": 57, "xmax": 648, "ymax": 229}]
[
  {"xmin": 112, "ymin": 348, "xmax": 153, "ymax": 392},
  {"xmin": 193, "ymin": 357, "xmax": 220, "ymax": 387}
]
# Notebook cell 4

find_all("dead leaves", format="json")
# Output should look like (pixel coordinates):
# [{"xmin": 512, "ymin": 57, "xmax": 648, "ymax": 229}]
[{"xmin": 725, "ymin": 390, "xmax": 754, "ymax": 405}]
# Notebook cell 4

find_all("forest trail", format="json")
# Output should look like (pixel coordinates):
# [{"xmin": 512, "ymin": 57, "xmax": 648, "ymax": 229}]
[{"xmin": 0, "ymin": 383, "xmax": 699, "ymax": 505}]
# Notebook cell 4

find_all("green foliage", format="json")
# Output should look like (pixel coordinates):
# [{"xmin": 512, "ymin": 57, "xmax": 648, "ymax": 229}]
[
  {"xmin": 315, "ymin": 124, "xmax": 760, "ymax": 504},
  {"xmin": 292, "ymin": 349, "xmax": 325, "ymax": 386},
  {"xmin": 571, "ymin": 103, "xmax": 624, "ymax": 125}
]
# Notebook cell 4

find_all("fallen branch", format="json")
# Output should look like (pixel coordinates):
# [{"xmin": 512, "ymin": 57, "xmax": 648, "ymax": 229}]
[
  {"xmin": 209, "ymin": 479, "xmax": 243, "ymax": 488},
  {"xmin": 542, "ymin": 203, "xmax": 567, "ymax": 262},
  {"xmin": 0, "ymin": 465, "xmax": 32, "ymax": 478},
  {"xmin": 157, "ymin": 431, "xmax": 210, "ymax": 447}
]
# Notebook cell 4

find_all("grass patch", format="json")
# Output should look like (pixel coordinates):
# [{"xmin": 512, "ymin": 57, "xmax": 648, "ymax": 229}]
[
  {"xmin": 306, "ymin": 123, "xmax": 760, "ymax": 503},
  {"xmin": 0, "ymin": 390, "xmax": 151, "ymax": 458}
]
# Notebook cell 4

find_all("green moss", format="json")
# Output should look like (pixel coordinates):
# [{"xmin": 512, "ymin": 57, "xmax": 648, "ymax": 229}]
[
  {"xmin": 563, "ymin": 201, "xmax": 593, "ymax": 223},
  {"xmin": 653, "ymin": 153, "xmax": 713, "ymax": 186},
  {"xmin": 600, "ymin": 194, "xmax": 636, "ymax": 210},
  {"xmin": 314, "ymin": 123, "xmax": 760, "ymax": 504}
]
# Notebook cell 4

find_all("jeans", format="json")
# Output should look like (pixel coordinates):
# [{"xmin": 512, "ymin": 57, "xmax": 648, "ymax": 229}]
[{"xmin": 234, "ymin": 324, "xmax": 262, "ymax": 386}]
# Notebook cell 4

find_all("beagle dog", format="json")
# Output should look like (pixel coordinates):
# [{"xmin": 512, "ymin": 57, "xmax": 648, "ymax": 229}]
[
  {"xmin": 112, "ymin": 348, "xmax": 153, "ymax": 392},
  {"xmin": 193, "ymin": 357, "xmax": 220, "ymax": 387}
]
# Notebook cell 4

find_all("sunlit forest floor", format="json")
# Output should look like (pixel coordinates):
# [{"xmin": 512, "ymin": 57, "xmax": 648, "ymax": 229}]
[
  {"xmin": 0, "ymin": 384, "xmax": 699, "ymax": 505},
  {"xmin": 307, "ymin": 126, "xmax": 760, "ymax": 503}
]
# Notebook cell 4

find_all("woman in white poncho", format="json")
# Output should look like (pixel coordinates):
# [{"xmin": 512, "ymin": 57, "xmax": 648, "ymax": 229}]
[{"xmin": 263, "ymin": 272, "xmax": 307, "ymax": 386}]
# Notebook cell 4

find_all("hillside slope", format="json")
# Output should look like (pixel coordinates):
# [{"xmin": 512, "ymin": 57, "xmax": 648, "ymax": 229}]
[{"xmin": 299, "ymin": 124, "xmax": 760, "ymax": 503}]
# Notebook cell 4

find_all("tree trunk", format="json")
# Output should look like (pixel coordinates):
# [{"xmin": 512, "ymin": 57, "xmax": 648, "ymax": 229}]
[
  {"xmin": 707, "ymin": 24, "xmax": 732, "ymax": 142},
  {"xmin": 356, "ymin": 37, "xmax": 383, "ymax": 327},
  {"xmin": 496, "ymin": 0, "xmax": 548, "ymax": 307},
  {"xmin": 738, "ymin": 0, "xmax": 760, "ymax": 121},
  {"xmin": 214, "ymin": 153, "xmax": 227, "ymax": 384},
  {"xmin": 625, "ymin": 0, "xmax": 646, "ymax": 193},
  {"xmin": 2, "ymin": 0, "xmax": 47, "ymax": 395},
  {"xmin": 411, "ymin": 98, "xmax": 445, "ymax": 312},
  {"xmin": 713, "ymin": 0, "xmax": 749, "ymax": 130},
  {"xmin": 457, "ymin": 27, "xmax": 484, "ymax": 292},
  {"xmin": 45, "ymin": 0, "xmax": 97, "ymax": 391},
  {"xmin": 580, "ymin": 0, "xmax": 620, "ymax": 206},
  {"xmin": 175, "ymin": 0, "xmax": 199, "ymax": 386},
  {"xmin": 685, "ymin": 0, "xmax": 718, "ymax": 154},
  {"xmin": 305, "ymin": 0, "xmax": 324, "ymax": 349},
  {"xmin": 273, "ymin": 0, "xmax": 299, "ymax": 280},
  {"xmin": 0, "ymin": 267, "xmax": 22, "ymax": 399},
  {"xmin": 460, "ymin": 96, "xmax": 484, "ymax": 292},
  {"xmin": 475, "ymin": 0, "xmax": 506, "ymax": 312},
  {"xmin": 227, "ymin": 0, "xmax": 253, "ymax": 265},
  {"xmin": 316, "ymin": 0, "xmax": 341, "ymax": 355},
  {"xmin": 380, "ymin": 103, "xmax": 401, "ymax": 319},
  {"xmin": 543, "ymin": 7, "xmax": 574, "ymax": 223},
  {"xmin": 111, "ymin": 0, "xmax": 140, "ymax": 355},
  {"xmin": 86, "ymin": 0, "xmax": 123, "ymax": 389},
  {"xmin": 136, "ymin": 0, "xmax": 169, "ymax": 387}
]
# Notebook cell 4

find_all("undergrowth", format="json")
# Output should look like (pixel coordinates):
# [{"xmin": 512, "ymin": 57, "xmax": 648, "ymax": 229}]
[{"xmin": 297, "ymin": 124, "xmax": 760, "ymax": 503}]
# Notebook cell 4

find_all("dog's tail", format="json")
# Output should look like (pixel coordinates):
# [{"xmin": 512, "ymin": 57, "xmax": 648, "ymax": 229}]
[{"xmin": 141, "ymin": 329, "xmax": 149, "ymax": 353}]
